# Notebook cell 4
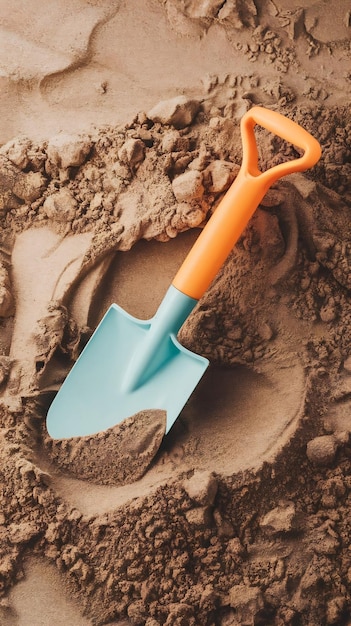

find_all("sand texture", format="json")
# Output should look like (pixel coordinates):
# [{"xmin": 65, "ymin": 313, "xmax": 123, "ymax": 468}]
[{"xmin": 0, "ymin": 1, "xmax": 351, "ymax": 624}]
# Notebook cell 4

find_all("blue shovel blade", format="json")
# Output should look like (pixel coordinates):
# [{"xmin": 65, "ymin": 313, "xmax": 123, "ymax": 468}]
[{"xmin": 46, "ymin": 302, "xmax": 209, "ymax": 439}]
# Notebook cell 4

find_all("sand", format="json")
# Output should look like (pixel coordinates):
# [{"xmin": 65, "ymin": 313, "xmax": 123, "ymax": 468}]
[{"xmin": 0, "ymin": 1, "xmax": 351, "ymax": 624}]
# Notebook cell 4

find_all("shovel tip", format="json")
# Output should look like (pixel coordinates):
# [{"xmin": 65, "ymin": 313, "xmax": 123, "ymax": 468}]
[{"xmin": 44, "ymin": 409, "xmax": 167, "ymax": 486}]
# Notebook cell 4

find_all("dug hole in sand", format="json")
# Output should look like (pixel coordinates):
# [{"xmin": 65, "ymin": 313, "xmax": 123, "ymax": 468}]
[{"xmin": 0, "ymin": 1, "xmax": 351, "ymax": 625}]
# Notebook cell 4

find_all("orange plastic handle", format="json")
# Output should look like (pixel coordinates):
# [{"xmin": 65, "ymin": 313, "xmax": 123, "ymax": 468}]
[{"xmin": 172, "ymin": 106, "xmax": 321, "ymax": 300}]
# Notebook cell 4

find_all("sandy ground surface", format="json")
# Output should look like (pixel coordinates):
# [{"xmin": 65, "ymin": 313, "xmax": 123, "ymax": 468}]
[{"xmin": 0, "ymin": 1, "xmax": 351, "ymax": 625}]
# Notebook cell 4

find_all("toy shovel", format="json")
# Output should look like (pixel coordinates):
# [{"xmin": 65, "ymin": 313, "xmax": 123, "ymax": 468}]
[{"xmin": 47, "ymin": 106, "xmax": 321, "ymax": 439}]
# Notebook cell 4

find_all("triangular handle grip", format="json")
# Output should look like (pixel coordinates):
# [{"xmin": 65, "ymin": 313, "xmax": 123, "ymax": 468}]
[{"xmin": 241, "ymin": 106, "xmax": 322, "ymax": 185}]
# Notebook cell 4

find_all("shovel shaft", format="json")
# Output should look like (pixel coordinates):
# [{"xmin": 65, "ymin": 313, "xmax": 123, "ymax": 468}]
[
  {"xmin": 121, "ymin": 285, "xmax": 198, "ymax": 393},
  {"xmin": 172, "ymin": 106, "xmax": 321, "ymax": 300}
]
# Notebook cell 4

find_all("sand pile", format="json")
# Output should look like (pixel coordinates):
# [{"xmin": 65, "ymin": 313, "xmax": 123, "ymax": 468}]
[{"xmin": 0, "ymin": 1, "xmax": 351, "ymax": 625}]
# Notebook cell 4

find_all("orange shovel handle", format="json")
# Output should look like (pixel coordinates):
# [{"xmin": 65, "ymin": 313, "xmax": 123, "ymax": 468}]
[{"xmin": 172, "ymin": 106, "xmax": 321, "ymax": 300}]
